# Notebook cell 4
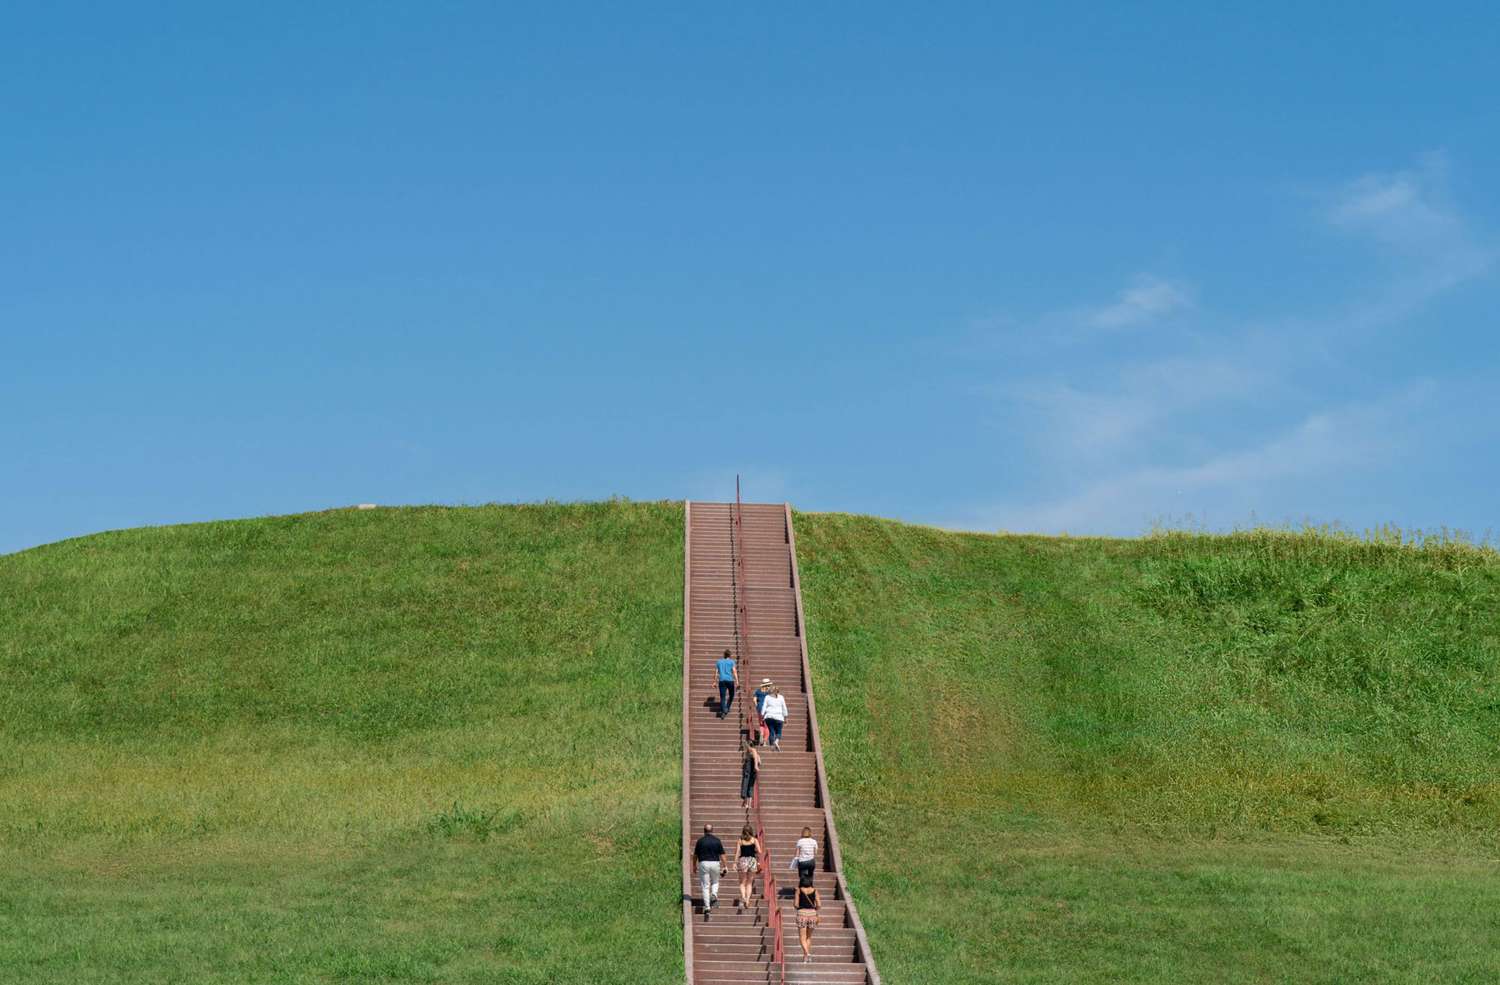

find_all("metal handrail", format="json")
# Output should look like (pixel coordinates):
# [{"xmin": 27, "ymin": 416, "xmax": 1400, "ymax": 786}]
[
  {"xmin": 732, "ymin": 481, "xmax": 785, "ymax": 981},
  {"xmin": 681, "ymin": 501, "xmax": 695, "ymax": 984},
  {"xmin": 784, "ymin": 504, "xmax": 881, "ymax": 984}
]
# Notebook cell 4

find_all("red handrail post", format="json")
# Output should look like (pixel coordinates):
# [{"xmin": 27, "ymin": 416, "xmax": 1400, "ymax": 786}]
[{"xmin": 733, "ymin": 482, "xmax": 784, "ymax": 981}]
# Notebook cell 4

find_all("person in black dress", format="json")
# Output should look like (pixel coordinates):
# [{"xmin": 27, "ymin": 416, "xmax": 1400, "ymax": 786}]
[{"xmin": 740, "ymin": 739, "xmax": 761, "ymax": 809}]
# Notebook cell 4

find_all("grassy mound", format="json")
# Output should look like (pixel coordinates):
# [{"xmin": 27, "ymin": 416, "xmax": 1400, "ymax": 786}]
[
  {"xmin": 0, "ymin": 502, "xmax": 684, "ymax": 984},
  {"xmin": 5, "ymin": 503, "xmax": 1498, "ymax": 984},
  {"xmin": 794, "ymin": 513, "xmax": 1500, "ymax": 984}
]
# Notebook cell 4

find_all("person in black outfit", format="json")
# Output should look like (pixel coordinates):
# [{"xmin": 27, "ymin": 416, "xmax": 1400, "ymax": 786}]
[
  {"xmin": 795, "ymin": 873, "xmax": 821, "ymax": 963},
  {"xmin": 740, "ymin": 739, "xmax": 761, "ymax": 809},
  {"xmin": 691, "ymin": 824, "xmax": 725, "ymax": 918},
  {"xmin": 734, "ymin": 824, "xmax": 762, "ymax": 909}
]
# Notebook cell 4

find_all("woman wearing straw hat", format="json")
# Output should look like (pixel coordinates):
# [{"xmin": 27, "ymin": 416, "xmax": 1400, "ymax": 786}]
[
  {"xmin": 753, "ymin": 678, "xmax": 773, "ymax": 715},
  {"xmin": 753, "ymin": 678, "xmax": 773, "ymax": 744}
]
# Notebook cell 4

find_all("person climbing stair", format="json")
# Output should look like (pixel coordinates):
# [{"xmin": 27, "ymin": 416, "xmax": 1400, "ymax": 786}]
[
  {"xmin": 714, "ymin": 649, "xmax": 738, "ymax": 719},
  {"xmin": 692, "ymin": 824, "xmax": 725, "ymax": 919},
  {"xmin": 740, "ymin": 738, "xmax": 760, "ymax": 809},
  {"xmin": 761, "ymin": 685, "xmax": 787, "ymax": 749},
  {"xmin": 795, "ymin": 873, "xmax": 821, "ymax": 964},
  {"xmin": 734, "ymin": 825, "xmax": 762, "ymax": 910}
]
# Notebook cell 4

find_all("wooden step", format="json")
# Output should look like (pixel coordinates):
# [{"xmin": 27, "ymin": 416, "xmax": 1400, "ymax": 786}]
[{"xmin": 684, "ymin": 501, "xmax": 876, "ymax": 985}]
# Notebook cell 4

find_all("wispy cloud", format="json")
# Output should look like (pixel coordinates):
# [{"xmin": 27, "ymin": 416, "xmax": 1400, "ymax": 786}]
[
  {"xmin": 1083, "ymin": 275, "xmax": 1193, "ymax": 329},
  {"xmin": 1328, "ymin": 153, "xmax": 1493, "ymax": 300},
  {"xmin": 1329, "ymin": 156, "xmax": 1462, "ymax": 252},
  {"xmin": 981, "ymin": 385, "xmax": 1432, "ymax": 534},
  {"xmin": 1001, "ymin": 355, "xmax": 1264, "ymax": 458},
  {"xmin": 961, "ymin": 153, "xmax": 1495, "ymax": 535},
  {"xmin": 959, "ymin": 274, "xmax": 1195, "ymax": 351}
]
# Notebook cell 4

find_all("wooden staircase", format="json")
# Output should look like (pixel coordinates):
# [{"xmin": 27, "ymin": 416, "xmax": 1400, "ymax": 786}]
[{"xmin": 681, "ymin": 501, "xmax": 880, "ymax": 985}]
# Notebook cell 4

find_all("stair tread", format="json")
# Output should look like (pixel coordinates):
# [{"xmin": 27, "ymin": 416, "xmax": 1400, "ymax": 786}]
[{"xmin": 684, "ymin": 502, "xmax": 875, "ymax": 985}]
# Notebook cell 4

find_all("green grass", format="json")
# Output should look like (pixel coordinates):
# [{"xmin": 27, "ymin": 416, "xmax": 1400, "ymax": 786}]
[
  {"xmin": 0, "ymin": 502, "xmax": 685, "ymax": 984},
  {"xmin": 6, "ymin": 502, "xmax": 1500, "ymax": 983},
  {"xmin": 794, "ymin": 512, "xmax": 1500, "ymax": 983}
]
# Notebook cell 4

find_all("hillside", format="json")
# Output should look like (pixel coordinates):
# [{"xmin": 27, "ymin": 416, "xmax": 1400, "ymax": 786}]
[
  {"xmin": 0, "ymin": 502, "xmax": 686, "ymax": 985},
  {"xmin": 795, "ymin": 513, "xmax": 1500, "ymax": 984},
  {"xmin": 3, "ymin": 503, "xmax": 1498, "ymax": 984}
]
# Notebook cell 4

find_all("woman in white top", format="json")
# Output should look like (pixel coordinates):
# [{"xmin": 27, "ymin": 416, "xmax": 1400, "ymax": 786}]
[
  {"xmin": 792, "ymin": 826, "xmax": 818, "ymax": 882},
  {"xmin": 760, "ymin": 685, "xmax": 788, "ymax": 751}
]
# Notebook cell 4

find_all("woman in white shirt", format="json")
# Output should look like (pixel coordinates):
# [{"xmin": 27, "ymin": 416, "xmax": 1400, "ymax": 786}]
[
  {"xmin": 760, "ymin": 686, "xmax": 788, "ymax": 751},
  {"xmin": 792, "ymin": 826, "xmax": 818, "ymax": 883}
]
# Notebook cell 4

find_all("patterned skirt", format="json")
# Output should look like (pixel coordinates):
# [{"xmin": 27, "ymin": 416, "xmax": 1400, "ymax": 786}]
[
  {"xmin": 736, "ymin": 856, "xmax": 759, "ymax": 873},
  {"xmin": 796, "ymin": 909, "xmax": 818, "ymax": 929}
]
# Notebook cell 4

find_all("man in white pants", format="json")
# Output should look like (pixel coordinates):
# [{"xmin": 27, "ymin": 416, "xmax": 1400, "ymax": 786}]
[{"xmin": 692, "ymin": 824, "xmax": 726, "ymax": 918}]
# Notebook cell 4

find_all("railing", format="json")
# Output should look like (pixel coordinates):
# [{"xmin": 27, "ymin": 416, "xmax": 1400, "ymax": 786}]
[
  {"xmin": 730, "ymin": 480, "xmax": 786, "ymax": 982},
  {"xmin": 681, "ymin": 502, "xmax": 696, "ymax": 985},
  {"xmin": 784, "ymin": 504, "xmax": 881, "ymax": 984}
]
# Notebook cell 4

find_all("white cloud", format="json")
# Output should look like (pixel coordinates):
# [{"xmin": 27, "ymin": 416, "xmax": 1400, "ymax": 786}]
[
  {"xmin": 1326, "ymin": 154, "xmax": 1493, "ymax": 296},
  {"xmin": 961, "ymin": 154, "xmax": 1495, "ymax": 537},
  {"xmin": 957, "ymin": 275, "xmax": 1194, "ymax": 350},
  {"xmin": 1000, "ymin": 355, "xmax": 1264, "ymax": 458},
  {"xmin": 1329, "ymin": 159, "xmax": 1458, "ymax": 251},
  {"xmin": 1085, "ymin": 276, "xmax": 1193, "ymax": 329},
  {"xmin": 980, "ymin": 386, "xmax": 1431, "ymax": 534}
]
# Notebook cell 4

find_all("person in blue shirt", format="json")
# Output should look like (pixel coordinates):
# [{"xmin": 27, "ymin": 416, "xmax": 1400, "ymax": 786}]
[{"xmin": 715, "ymin": 649, "xmax": 739, "ymax": 719}]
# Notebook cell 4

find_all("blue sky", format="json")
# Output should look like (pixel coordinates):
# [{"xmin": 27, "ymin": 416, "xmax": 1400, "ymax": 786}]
[{"xmin": 5, "ymin": 2, "xmax": 1498, "ymax": 554}]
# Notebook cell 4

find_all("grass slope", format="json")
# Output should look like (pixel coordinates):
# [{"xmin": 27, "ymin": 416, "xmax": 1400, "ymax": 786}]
[
  {"xmin": 0, "ymin": 502, "xmax": 684, "ymax": 985},
  {"xmin": 795, "ymin": 513, "xmax": 1500, "ymax": 984},
  {"xmin": 7, "ymin": 503, "xmax": 1500, "ymax": 984}
]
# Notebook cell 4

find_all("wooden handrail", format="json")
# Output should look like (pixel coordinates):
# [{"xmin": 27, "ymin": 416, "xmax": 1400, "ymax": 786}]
[
  {"xmin": 680, "ymin": 501, "xmax": 695, "ymax": 984},
  {"xmin": 734, "ymin": 487, "xmax": 785, "ymax": 979},
  {"xmin": 684, "ymin": 499, "xmax": 867, "ymax": 984},
  {"xmin": 785, "ymin": 503, "xmax": 882, "ymax": 985}
]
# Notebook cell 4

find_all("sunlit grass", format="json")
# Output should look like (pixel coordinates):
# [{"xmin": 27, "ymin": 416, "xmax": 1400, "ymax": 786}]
[
  {"xmin": 0, "ymin": 501, "xmax": 685, "ymax": 984},
  {"xmin": 5, "ymin": 502, "xmax": 1499, "ymax": 983},
  {"xmin": 795, "ymin": 512, "xmax": 1500, "ymax": 984}
]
